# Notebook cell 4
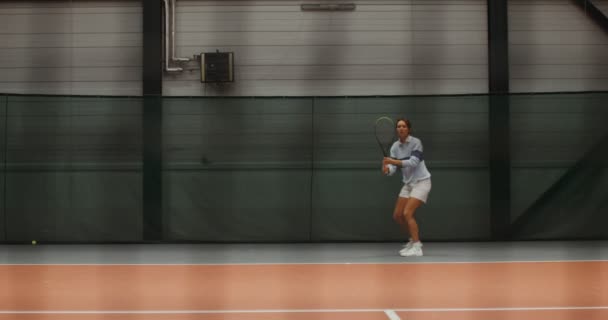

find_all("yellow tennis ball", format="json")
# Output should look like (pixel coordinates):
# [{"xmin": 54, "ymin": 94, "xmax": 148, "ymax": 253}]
[{"xmin": 31, "ymin": 240, "xmax": 37, "ymax": 245}]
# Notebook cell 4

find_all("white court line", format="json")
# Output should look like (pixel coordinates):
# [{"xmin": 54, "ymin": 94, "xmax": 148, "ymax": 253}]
[
  {"xmin": 2, "ymin": 259, "xmax": 608, "ymax": 266},
  {"xmin": 384, "ymin": 309, "xmax": 401, "ymax": 320},
  {"xmin": 1, "ymin": 306, "xmax": 608, "ymax": 314}
]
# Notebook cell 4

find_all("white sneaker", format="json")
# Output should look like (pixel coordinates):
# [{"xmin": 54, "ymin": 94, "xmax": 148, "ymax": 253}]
[
  {"xmin": 401, "ymin": 239, "xmax": 423, "ymax": 250},
  {"xmin": 399, "ymin": 241, "xmax": 412, "ymax": 255},
  {"xmin": 399, "ymin": 242, "xmax": 423, "ymax": 257}
]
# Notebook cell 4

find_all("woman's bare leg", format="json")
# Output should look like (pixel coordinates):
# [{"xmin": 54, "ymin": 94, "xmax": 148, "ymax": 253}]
[
  {"xmin": 402, "ymin": 197, "xmax": 423, "ymax": 242},
  {"xmin": 393, "ymin": 197, "xmax": 409, "ymax": 237}
]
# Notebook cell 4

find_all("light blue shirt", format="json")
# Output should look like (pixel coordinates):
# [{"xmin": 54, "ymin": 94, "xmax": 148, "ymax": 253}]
[{"xmin": 387, "ymin": 135, "xmax": 431, "ymax": 184}]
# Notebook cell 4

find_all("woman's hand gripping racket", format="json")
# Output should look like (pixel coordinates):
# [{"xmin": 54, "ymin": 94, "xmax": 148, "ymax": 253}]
[{"xmin": 374, "ymin": 116, "xmax": 396, "ymax": 175}]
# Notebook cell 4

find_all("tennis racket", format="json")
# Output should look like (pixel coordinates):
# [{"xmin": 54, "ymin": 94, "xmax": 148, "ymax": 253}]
[{"xmin": 374, "ymin": 116, "xmax": 396, "ymax": 157}]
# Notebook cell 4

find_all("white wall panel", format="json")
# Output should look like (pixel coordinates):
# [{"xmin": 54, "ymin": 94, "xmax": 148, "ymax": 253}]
[
  {"xmin": 3, "ymin": 0, "xmax": 605, "ymax": 96},
  {"xmin": 0, "ymin": 1, "xmax": 142, "ymax": 96},
  {"xmin": 0, "ymin": 67, "xmax": 141, "ymax": 82},
  {"xmin": 163, "ymin": 78, "xmax": 487, "ymax": 96},
  {"xmin": 175, "ymin": 45, "xmax": 486, "ymax": 65},
  {"xmin": 165, "ymin": 65, "xmax": 487, "ymax": 81},
  {"xmin": 164, "ymin": 0, "xmax": 488, "ymax": 96},
  {"xmin": 0, "ymin": 47, "xmax": 141, "ymax": 68},
  {"xmin": 509, "ymin": 0, "xmax": 608, "ymax": 92}
]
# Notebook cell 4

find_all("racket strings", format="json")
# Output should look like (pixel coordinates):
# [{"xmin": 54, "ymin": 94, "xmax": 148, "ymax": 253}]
[{"xmin": 375, "ymin": 118, "xmax": 396, "ymax": 156}]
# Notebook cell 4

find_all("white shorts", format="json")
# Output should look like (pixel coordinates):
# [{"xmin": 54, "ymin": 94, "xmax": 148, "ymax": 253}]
[{"xmin": 398, "ymin": 178, "xmax": 432, "ymax": 203}]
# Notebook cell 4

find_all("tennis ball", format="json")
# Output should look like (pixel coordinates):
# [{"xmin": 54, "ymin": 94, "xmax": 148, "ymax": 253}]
[{"xmin": 31, "ymin": 240, "xmax": 37, "ymax": 245}]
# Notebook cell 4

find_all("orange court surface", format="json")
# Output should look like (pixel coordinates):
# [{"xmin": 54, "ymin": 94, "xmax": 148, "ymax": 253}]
[{"xmin": 0, "ymin": 242, "xmax": 607, "ymax": 320}]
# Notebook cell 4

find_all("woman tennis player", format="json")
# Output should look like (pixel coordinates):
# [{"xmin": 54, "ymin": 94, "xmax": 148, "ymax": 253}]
[{"xmin": 382, "ymin": 118, "xmax": 431, "ymax": 257}]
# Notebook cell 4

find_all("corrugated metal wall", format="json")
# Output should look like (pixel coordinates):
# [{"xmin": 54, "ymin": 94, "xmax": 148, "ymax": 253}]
[
  {"xmin": 509, "ymin": 0, "xmax": 608, "ymax": 92},
  {"xmin": 0, "ymin": 1, "xmax": 142, "ymax": 96},
  {"xmin": 2, "ymin": 0, "xmax": 607, "ymax": 96},
  {"xmin": 165, "ymin": 0, "xmax": 489, "ymax": 96}
]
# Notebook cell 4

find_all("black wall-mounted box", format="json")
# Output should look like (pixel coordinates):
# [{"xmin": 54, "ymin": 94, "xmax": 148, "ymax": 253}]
[{"xmin": 200, "ymin": 52, "xmax": 234, "ymax": 83}]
